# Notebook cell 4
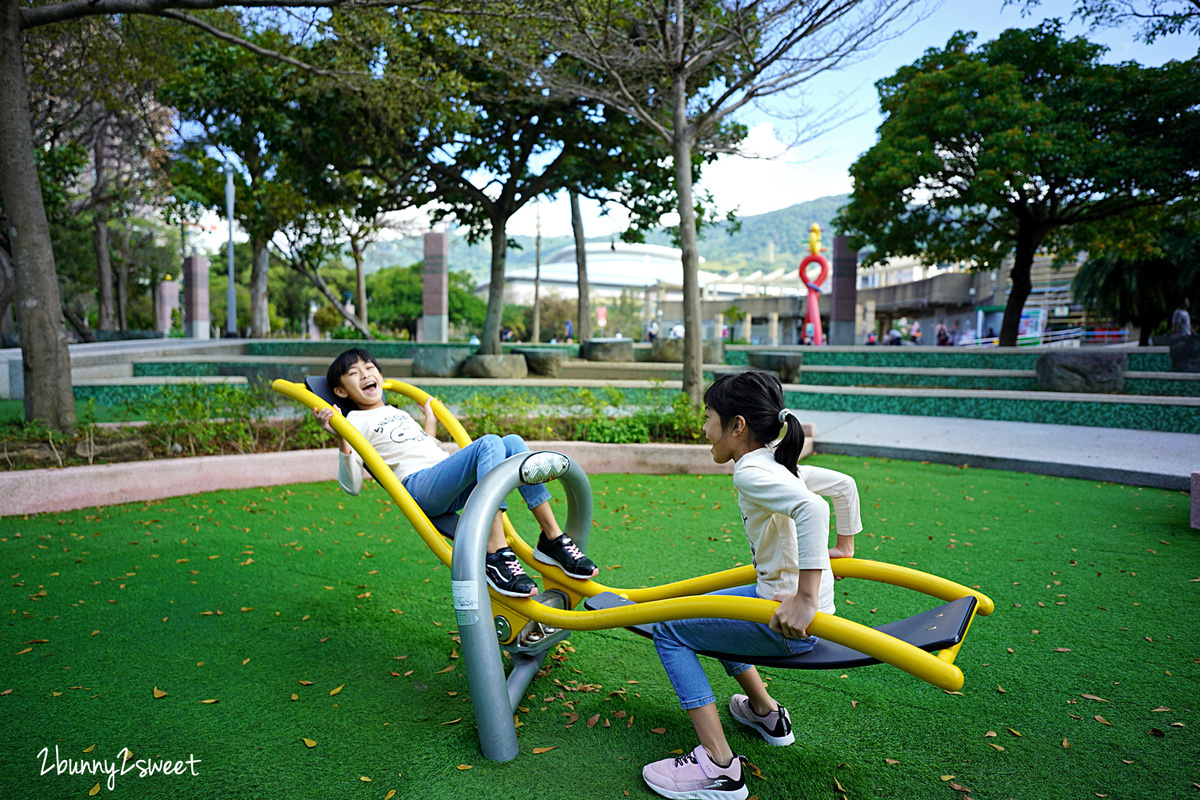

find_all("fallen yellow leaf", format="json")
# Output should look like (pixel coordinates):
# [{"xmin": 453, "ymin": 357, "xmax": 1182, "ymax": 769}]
[
  {"xmin": 360, "ymin": 776, "xmax": 371, "ymax": 782},
  {"xmin": 435, "ymin": 665, "xmax": 456, "ymax": 674},
  {"xmin": 301, "ymin": 738, "xmax": 317, "ymax": 748},
  {"xmin": 1096, "ymin": 715, "xmax": 1112, "ymax": 726},
  {"xmin": 532, "ymin": 747, "xmax": 556, "ymax": 754},
  {"xmin": 290, "ymin": 693, "xmax": 299, "ymax": 701},
  {"xmin": 200, "ymin": 699, "xmax": 219, "ymax": 704},
  {"xmin": 989, "ymin": 743, "xmax": 1005, "ymax": 751},
  {"xmin": 89, "ymin": 783, "xmax": 101, "ymax": 796},
  {"xmin": 650, "ymin": 727, "xmax": 666, "ymax": 734},
  {"xmin": 330, "ymin": 684, "xmax": 344, "ymax": 696},
  {"xmin": 242, "ymin": 658, "xmax": 250, "ymax": 666},
  {"xmin": 152, "ymin": 686, "xmax": 168, "ymax": 699},
  {"xmin": 456, "ymin": 764, "xmax": 472, "ymax": 770},
  {"xmin": 82, "ymin": 745, "xmax": 95, "ymax": 753},
  {"xmin": 441, "ymin": 718, "xmax": 462, "ymax": 725},
  {"xmin": 385, "ymin": 791, "xmax": 396, "ymax": 800}
]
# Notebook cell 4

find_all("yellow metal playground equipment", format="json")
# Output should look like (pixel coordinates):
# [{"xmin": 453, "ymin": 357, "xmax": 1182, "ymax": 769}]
[{"xmin": 273, "ymin": 376, "xmax": 995, "ymax": 760}]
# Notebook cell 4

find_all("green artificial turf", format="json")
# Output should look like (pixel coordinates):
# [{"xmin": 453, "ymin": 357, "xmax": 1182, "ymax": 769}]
[{"xmin": 1, "ymin": 455, "xmax": 1196, "ymax": 800}]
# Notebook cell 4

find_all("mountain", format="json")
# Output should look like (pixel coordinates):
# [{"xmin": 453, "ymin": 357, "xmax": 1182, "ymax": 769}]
[{"xmin": 357, "ymin": 193, "xmax": 851, "ymax": 283}]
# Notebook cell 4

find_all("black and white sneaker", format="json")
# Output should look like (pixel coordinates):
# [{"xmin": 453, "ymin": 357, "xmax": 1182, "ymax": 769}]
[
  {"xmin": 485, "ymin": 548, "xmax": 538, "ymax": 597},
  {"xmin": 533, "ymin": 532, "xmax": 598, "ymax": 579},
  {"xmin": 729, "ymin": 694, "xmax": 794, "ymax": 746}
]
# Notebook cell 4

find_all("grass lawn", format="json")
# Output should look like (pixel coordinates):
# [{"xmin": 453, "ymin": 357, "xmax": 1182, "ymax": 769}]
[{"xmin": 1, "ymin": 454, "xmax": 1196, "ymax": 800}]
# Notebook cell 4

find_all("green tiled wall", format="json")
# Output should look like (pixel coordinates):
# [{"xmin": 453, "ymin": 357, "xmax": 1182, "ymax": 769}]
[
  {"xmin": 73, "ymin": 378, "xmax": 1198, "ymax": 433},
  {"xmin": 726, "ymin": 347, "xmax": 1175, "ymax": 372}
]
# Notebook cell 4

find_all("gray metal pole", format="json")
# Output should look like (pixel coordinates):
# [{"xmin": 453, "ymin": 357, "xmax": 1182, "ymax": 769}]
[
  {"xmin": 451, "ymin": 451, "xmax": 581, "ymax": 762},
  {"xmin": 223, "ymin": 163, "xmax": 236, "ymax": 337}
]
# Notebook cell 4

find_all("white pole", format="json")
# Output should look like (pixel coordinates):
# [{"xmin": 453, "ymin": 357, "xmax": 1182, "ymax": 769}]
[{"xmin": 224, "ymin": 163, "xmax": 236, "ymax": 337}]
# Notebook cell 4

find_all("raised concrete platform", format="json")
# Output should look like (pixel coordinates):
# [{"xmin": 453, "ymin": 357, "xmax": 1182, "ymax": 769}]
[
  {"xmin": 805, "ymin": 410, "xmax": 1199, "ymax": 492},
  {"xmin": 0, "ymin": 440, "xmax": 759, "ymax": 517}
]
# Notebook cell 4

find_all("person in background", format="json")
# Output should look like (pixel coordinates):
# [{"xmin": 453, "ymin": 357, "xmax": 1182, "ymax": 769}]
[{"xmin": 1172, "ymin": 298, "xmax": 1192, "ymax": 336}]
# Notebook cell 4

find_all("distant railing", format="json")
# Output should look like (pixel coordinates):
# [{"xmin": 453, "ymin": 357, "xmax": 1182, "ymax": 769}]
[{"xmin": 955, "ymin": 327, "xmax": 1131, "ymax": 348}]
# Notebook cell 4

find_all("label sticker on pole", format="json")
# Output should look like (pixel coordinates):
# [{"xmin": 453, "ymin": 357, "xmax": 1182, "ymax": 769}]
[{"xmin": 451, "ymin": 580, "xmax": 479, "ymax": 626}]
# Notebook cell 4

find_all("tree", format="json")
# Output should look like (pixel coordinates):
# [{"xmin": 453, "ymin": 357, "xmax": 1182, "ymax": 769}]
[
  {"xmin": 836, "ymin": 22, "xmax": 1200, "ymax": 346},
  {"xmin": 1072, "ymin": 214, "xmax": 1200, "ymax": 345},
  {"xmin": 161, "ymin": 23, "xmax": 316, "ymax": 339},
  {"xmin": 532, "ymin": 0, "xmax": 924, "ymax": 404},
  {"xmin": 1009, "ymin": 0, "xmax": 1200, "ymax": 42},
  {"xmin": 413, "ymin": 21, "xmax": 680, "ymax": 355},
  {"xmin": 367, "ymin": 262, "xmax": 486, "ymax": 339},
  {"xmin": 0, "ymin": 0, "xmax": 472, "ymax": 431}
]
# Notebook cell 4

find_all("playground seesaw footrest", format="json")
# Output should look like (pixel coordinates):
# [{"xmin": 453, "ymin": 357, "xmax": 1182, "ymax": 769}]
[{"xmin": 584, "ymin": 591, "xmax": 978, "ymax": 670}]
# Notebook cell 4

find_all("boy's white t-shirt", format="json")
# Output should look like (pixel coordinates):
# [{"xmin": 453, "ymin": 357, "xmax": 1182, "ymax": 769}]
[
  {"xmin": 731, "ymin": 447, "xmax": 836, "ymax": 614},
  {"xmin": 337, "ymin": 405, "xmax": 448, "ymax": 495}
]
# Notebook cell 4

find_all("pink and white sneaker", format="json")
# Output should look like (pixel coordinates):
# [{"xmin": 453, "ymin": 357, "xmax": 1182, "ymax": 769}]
[{"xmin": 642, "ymin": 745, "xmax": 747, "ymax": 800}]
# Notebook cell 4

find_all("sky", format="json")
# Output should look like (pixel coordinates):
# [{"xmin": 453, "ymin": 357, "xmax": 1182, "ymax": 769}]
[{"xmin": 504, "ymin": 0, "xmax": 1199, "ymax": 239}]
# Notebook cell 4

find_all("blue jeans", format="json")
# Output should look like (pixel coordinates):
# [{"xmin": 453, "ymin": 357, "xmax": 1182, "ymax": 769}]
[
  {"xmin": 400, "ymin": 433, "xmax": 551, "ymax": 518},
  {"xmin": 653, "ymin": 585, "xmax": 817, "ymax": 710}
]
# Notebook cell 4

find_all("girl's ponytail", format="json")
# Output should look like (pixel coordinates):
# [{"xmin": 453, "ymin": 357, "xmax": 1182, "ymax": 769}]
[{"xmin": 774, "ymin": 410, "xmax": 804, "ymax": 477}]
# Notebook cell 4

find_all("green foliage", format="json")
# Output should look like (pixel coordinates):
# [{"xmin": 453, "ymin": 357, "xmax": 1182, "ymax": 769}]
[
  {"xmin": 1072, "ymin": 215, "xmax": 1200, "ymax": 344},
  {"xmin": 366, "ymin": 263, "xmax": 486, "ymax": 339},
  {"xmin": 457, "ymin": 387, "xmax": 704, "ymax": 445},
  {"xmin": 836, "ymin": 22, "xmax": 1200, "ymax": 344}
]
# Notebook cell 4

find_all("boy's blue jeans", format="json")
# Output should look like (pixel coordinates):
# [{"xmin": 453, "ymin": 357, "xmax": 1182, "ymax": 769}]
[
  {"xmin": 653, "ymin": 585, "xmax": 817, "ymax": 710},
  {"xmin": 401, "ymin": 433, "xmax": 551, "ymax": 519}
]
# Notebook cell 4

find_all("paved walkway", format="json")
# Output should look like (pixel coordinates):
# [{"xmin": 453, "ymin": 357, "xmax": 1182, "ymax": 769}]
[{"xmin": 802, "ymin": 410, "xmax": 1199, "ymax": 492}]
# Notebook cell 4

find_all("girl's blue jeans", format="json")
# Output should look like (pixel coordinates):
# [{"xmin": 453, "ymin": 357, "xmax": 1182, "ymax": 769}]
[
  {"xmin": 401, "ymin": 433, "xmax": 551, "ymax": 519},
  {"xmin": 653, "ymin": 585, "xmax": 817, "ymax": 710}
]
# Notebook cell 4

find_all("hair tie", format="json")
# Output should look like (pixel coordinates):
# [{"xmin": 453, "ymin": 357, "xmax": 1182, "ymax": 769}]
[{"xmin": 777, "ymin": 408, "xmax": 791, "ymax": 424}]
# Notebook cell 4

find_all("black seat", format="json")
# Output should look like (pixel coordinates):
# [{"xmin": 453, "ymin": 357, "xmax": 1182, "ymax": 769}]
[
  {"xmin": 304, "ymin": 375, "xmax": 459, "ymax": 540},
  {"xmin": 583, "ymin": 591, "xmax": 978, "ymax": 670}
]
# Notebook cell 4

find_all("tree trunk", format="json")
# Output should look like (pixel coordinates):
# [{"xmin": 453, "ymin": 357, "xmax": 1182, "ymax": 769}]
[
  {"xmin": 116, "ymin": 222, "xmax": 130, "ymax": 330},
  {"xmin": 249, "ymin": 236, "xmax": 271, "ymax": 337},
  {"xmin": 351, "ymin": 237, "xmax": 368, "ymax": 329},
  {"xmin": 571, "ymin": 190, "xmax": 591, "ymax": 341},
  {"xmin": 479, "ymin": 219, "xmax": 508, "ymax": 355},
  {"xmin": 92, "ymin": 120, "xmax": 115, "ymax": 332},
  {"xmin": 0, "ymin": 244, "xmax": 14, "ymax": 334},
  {"xmin": 672, "ymin": 80, "xmax": 703, "ymax": 406},
  {"xmin": 0, "ymin": 0, "xmax": 76, "ymax": 431},
  {"xmin": 1000, "ymin": 223, "xmax": 1044, "ymax": 347}
]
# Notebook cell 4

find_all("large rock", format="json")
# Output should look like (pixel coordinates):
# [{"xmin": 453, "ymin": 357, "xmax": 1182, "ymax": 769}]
[
  {"xmin": 651, "ymin": 338, "xmax": 725, "ymax": 364},
  {"xmin": 1169, "ymin": 335, "xmax": 1200, "ymax": 373},
  {"xmin": 582, "ymin": 338, "xmax": 634, "ymax": 362},
  {"xmin": 747, "ymin": 351, "xmax": 804, "ymax": 384},
  {"xmin": 1036, "ymin": 352, "xmax": 1127, "ymax": 393},
  {"xmin": 514, "ymin": 349, "xmax": 568, "ymax": 378},
  {"xmin": 461, "ymin": 354, "xmax": 528, "ymax": 379},
  {"xmin": 411, "ymin": 346, "xmax": 474, "ymax": 378}
]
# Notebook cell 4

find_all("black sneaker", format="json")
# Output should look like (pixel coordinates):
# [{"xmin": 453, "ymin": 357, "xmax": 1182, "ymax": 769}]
[
  {"xmin": 533, "ymin": 532, "xmax": 598, "ymax": 579},
  {"xmin": 485, "ymin": 549, "xmax": 538, "ymax": 598}
]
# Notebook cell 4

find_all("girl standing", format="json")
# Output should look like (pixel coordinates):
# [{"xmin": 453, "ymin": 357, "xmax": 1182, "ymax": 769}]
[{"xmin": 643, "ymin": 371, "xmax": 861, "ymax": 800}]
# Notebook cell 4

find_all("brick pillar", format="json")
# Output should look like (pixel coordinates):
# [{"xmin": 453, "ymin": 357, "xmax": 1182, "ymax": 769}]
[
  {"xmin": 421, "ymin": 232, "xmax": 449, "ymax": 343},
  {"xmin": 768, "ymin": 312, "xmax": 779, "ymax": 346},
  {"xmin": 829, "ymin": 235, "xmax": 858, "ymax": 345},
  {"xmin": 156, "ymin": 280, "xmax": 180, "ymax": 332},
  {"xmin": 182, "ymin": 255, "xmax": 210, "ymax": 339}
]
